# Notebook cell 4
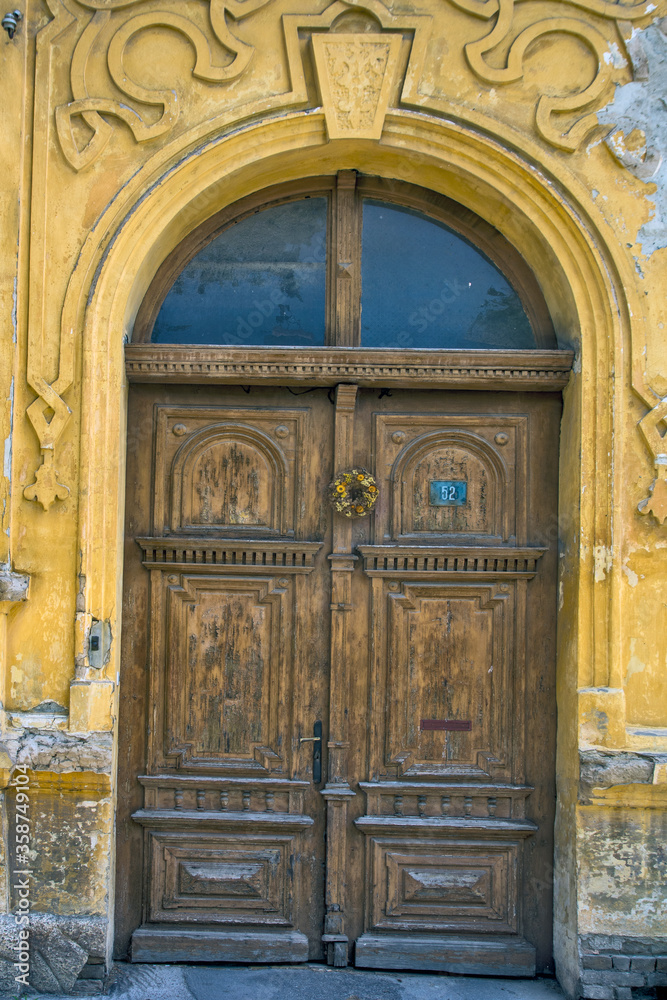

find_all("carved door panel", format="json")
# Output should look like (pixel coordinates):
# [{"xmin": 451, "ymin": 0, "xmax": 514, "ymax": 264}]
[
  {"xmin": 342, "ymin": 389, "xmax": 560, "ymax": 977},
  {"xmin": 116, "ymin": 385, "xmax": 333, "ymax": 963}
]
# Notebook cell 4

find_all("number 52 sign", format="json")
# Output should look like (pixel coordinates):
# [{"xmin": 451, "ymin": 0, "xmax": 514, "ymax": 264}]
[{"xmin": 429, "ymin": 480, "xmax": 467, "ymax": 506}]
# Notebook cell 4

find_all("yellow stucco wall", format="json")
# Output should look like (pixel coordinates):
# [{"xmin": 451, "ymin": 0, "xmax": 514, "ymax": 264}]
[{"xmin": 0, "ymin": 0, "xmax": 666, "ymax": 995}]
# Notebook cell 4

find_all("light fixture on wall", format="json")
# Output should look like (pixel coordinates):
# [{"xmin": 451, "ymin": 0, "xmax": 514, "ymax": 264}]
[{"xmin": 1, "ymin": 9, "xmax": 21, "ymax": 39}]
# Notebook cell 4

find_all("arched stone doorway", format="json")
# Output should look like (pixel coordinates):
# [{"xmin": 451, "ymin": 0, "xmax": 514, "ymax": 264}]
[{"xmin": 63, "ymin": 111, "xmax": 634, "ymax": 993}]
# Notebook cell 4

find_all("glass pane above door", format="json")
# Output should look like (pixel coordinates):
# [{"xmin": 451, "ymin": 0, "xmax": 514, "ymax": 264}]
[
  {"xmin": 143, "ymin": 178, "xmax": 551, "ymax": 350},
  {"xmin": 360, "ymin": 200, "xmax": 536, "ymax": 349},
  {"xmin": 151, "ymin": 198, "xmax": 328, "ymax": 346}
]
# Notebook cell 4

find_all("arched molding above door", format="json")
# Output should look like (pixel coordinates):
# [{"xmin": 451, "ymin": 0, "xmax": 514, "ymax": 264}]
[
  {"xmin": 46, "ymin": 106, "xmax": 654, "ymax": 992},
  {"xmin": 61, "ymin": 108, "xmax": 644, "ymax": 751}
]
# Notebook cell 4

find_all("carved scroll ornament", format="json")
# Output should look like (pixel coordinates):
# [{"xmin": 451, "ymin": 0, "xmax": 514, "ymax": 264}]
[
  {"xmin": 638, "ymin": 398, "xmax": 667, "ymax": 525},
  {"xmin": 56, "ymin": 0, "xmax": 274, "ymax": 171},
  {"xmin": 51, "ymin": 0, "xmax": 663, "ymax": 168},
  {"xmin": 447, "ymin": 0, "xmax": 660, "ymax": 151}
]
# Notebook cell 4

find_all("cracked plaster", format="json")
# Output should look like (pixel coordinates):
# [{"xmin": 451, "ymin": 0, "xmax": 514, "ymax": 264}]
[
  {"xmin": 598, "ymin": 19, "xmax": 667, "ymax": 256},
  {"xmin": 578, "ymin": 749, "xmax": 665, "ymax": 802},
  {"xmin": 1, "ymin": 724, "xmax": 112, "ymax": 774}
]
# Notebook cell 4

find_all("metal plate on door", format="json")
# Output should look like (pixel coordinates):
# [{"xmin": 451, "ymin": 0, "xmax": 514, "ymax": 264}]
[
  {"xmin": 421, "ymin": 718, "xmax": 472, "ymax": 731},
  {"xmin": 429, "ymin": 480, "xmax": 467, "ymax": 506}
]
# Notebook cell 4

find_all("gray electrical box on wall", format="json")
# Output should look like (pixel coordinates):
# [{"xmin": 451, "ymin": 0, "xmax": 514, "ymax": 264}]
[{"xmin": 88, "ymin": 620, "xmax": 112, "ymax": 668}]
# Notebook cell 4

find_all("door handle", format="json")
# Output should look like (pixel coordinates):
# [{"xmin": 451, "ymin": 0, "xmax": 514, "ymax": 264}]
[{"xmin": 299, "ymin": 721, "xmax": 322, "ymax": 783}]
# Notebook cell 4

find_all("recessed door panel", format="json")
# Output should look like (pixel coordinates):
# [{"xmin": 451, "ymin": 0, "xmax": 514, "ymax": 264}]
[
  {"xmin": 349, "ymin": 388, "xmax": 558, "ymax": 976},
  {"xmin": 159, "ymin": 573, "xmax": 286, "ymax": 771},
  {"xmin": 176, "ymin": 429, "xmax": 280, "ymax": 531},
  {"xmin": 383, "ymin": 582, "xmax": 515, "ymax": 780},
  {"xmin": 373, "ymin": 414, "xmax": 527, "ymax": 543},
  {"xmin": 147, "ymin": 832, "xmax": 298, "ymax": 925},
  {"xmin": 369, "ymin": 839, "xmax": 519, "ymax": 934},
  {"xmin": 152, "ymin": 406, "xmax": 306, "ymax": 536}
]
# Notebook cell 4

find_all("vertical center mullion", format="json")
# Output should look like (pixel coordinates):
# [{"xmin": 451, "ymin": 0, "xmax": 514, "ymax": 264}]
[{"xmin": 331, "ymin": 170, "xmax": 362, "ymax": 347}]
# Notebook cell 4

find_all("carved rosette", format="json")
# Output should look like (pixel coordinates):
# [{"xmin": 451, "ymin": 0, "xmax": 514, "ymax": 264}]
[{"xmin": 312, "ymin": 32, "xmax": 402, "ymax": 140}]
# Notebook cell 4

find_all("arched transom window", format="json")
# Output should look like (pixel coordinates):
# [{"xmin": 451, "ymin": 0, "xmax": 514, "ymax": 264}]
[{"xmin": 134, "ymin": 174, "xmax": 555, "ymax": 350}]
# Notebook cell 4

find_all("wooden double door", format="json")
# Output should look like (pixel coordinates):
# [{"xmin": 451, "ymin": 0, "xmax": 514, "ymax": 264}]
[{"xmin": 116, "ymin": 381, "xmax": 559, "ymax": 976}]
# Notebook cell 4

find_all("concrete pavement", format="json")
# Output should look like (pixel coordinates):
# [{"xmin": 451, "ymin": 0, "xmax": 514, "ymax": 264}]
[
  {"xmin": 0, "ymin": 962, "xmax": 568, "ymax": 999},
  {"xmin": 100, "ymin": 963, "xmax": 567, "ymax": 1000}
]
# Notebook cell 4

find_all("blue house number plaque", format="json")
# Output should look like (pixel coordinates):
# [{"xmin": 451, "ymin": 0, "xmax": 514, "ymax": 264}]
[{"xmin": 429, "ymin": 480, "xmax": 467, "ymax": 506}]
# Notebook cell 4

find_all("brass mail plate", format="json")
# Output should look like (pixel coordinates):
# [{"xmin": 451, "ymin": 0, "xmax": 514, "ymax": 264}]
[
  {"xmin": 421, "ymin": 719, "xmax": 472, "ymax": 731},
  {"xmin": 429, "ymin": 480, "xmax": 467, "ymax": 506}
]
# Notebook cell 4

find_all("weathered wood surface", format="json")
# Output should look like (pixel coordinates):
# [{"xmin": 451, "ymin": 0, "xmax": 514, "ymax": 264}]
[
  {"xmin": 116, "ymin": 384, "xmax": 332, "ymax": 961},
  {"xmin": 354, "ymin": 933, "xmax": 536, "ymax": 976},
  {"xmin": 332, "ymin": 172, "xmax": 361, "ymax": 347},
  {"xmin": 131, "ymin": 927, "xmax": 309, "ymax": 964},
  {"xmin": 131, "ymin": 809, "xmax": 314, "ymax": 830},
  {"xmin": 117, "ymin": 383, "xmax": 559, "ymax": 974},
  {"xmin": 125, "ymin": 345, "xmax": 574, "ymax": 389},
  {"xmin": 346, "ymin": 389, "xmax": 559, "ymax": 972},
  {"xmin": 321, "ymin": 384, "xmax": 359, "ymax": 966}
]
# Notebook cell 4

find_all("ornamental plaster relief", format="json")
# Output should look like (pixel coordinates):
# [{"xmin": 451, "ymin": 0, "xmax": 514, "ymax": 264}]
[
  {"xmin": 637, "ymin": 397, "xmax": 667, "ymax": 524},
  {"xmin": 48, "ymin": 0, "xmax": 660, "ymax": 171},
  {"xmin": 55, "ymin": 0, "xmax": 274, "ymax": 172},
  {"xmin": 19, "ymin": 0, "xmax": 667, "ymax": 516},
  {"xmin": 311, "ymin": 32, "xmax": 402, "ymax": 139},
  {"xmin": 447, "ymin": 0, "xmax": 653, "ymax": 151}
]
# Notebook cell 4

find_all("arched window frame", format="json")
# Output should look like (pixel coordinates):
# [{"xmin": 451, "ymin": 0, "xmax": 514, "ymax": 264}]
[{"xmin": 132, "ymin": 172, "xmax": 556, "ymax": 349}]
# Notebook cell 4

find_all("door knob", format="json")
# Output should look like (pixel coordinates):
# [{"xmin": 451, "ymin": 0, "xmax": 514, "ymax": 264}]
[{"xmin": 299, "ymin": 721, "xmax": 322, "ymax": 783}]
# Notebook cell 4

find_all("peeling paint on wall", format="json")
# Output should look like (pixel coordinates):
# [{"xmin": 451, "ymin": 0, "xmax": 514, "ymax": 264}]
[
  {"xmin": 622, "ymin": 559, "xmax": 640, "ymax": 586},
  {"xmin": 578, "ymin": 806, "xmax": 667, "ymax": 935},
  {"xmin": 580, "ymin": 748, "xmax": 655, "ymax": 796},
  {"xmin": 594, "ymin": 544, "xmax": 613, "ymax": 582},
  {"xmin": 2, "ymin": 379, "xmax": 12, "ymax": 481},
  {"xmin": 598, "ymin": 20, "xmax": 667, "ymax": 256},
  {"xmin": 626, "ymin": 637, "xmax": 648, "ymax": 684}
]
